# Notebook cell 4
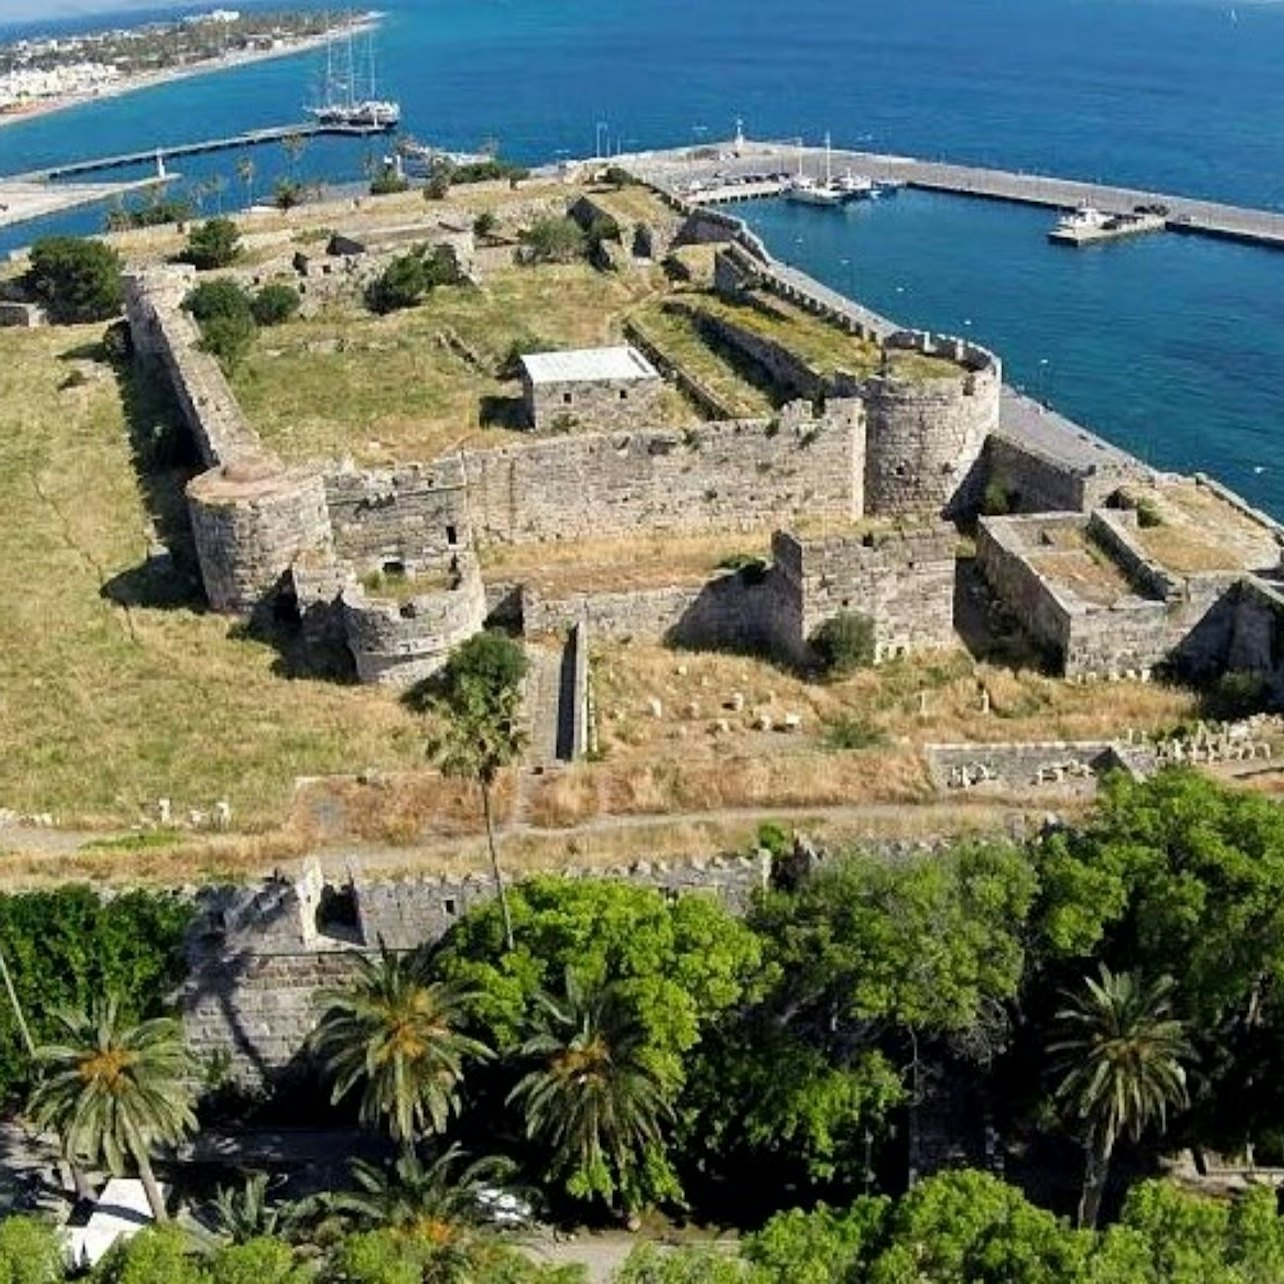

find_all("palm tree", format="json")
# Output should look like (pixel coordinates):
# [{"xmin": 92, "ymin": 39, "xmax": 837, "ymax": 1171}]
[
  {"xmin": 507, "ymin": 972, "xmax": 672, "ymax": 1218},
  {"xmin": 26, "ymin": 997, "xmax": 196, "ymax": 1222},
  {"xmin": 209, "ymin": 1172, "xmax": 314, "ymax": 1244},
  {"xmin": 330, "ymin": 1146, "xmax": 518, "ymax": 1238},
  {"xmin": 310, "ymin": 947, "xmax": 491, "ymax": 1152},
  {"xmin": 428, "ymin": 632, "xmax": 529, "ymax": 954},
  {"xmin": 1050, "ymin": 965, "xmax": 1193, "ymax": 1229},
  {"xmin": 235, "ymin": 155, "xmax": 256, "ymax": 208}
]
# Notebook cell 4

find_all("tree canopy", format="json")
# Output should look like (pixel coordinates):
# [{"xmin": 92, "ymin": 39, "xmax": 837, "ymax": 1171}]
[{"xmin": 25, "ymin": 236, "xmax": 123, "ymax": 323}]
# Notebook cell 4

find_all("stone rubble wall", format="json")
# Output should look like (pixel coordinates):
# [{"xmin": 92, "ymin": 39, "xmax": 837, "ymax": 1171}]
[
  {"xmin": 1228, "ymin": 576, "xmax": 1284, "ymax": 694},
  {"xmin": 926, "ymin": 741, "xmax": 1118, "ymax": 793},
  {"xmin": 985, "ymin": 435, "xmax": 1099, "ymax": 514}
]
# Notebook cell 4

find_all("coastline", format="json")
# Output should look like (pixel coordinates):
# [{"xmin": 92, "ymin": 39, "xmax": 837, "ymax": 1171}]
[{"xmin": 0, "ymin": 13, "xmax": 381, "ymax": 136}]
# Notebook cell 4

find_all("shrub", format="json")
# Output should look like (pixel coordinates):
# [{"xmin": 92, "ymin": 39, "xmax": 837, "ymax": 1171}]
[
  {"xmin": 369, "ymin": 164, "xmax": 408, "ymax": 196},
  {"xmin": 602, "ymin": 164, "xmax": 635, "ymax": 188},
  {"xmin": 756, "ymin": 821, "xmax": 792, "ymax": 857},
  {"xmin": 1135, "ymin": 496, "xmax": 1164, "ymax": 528},
  {"xmin": 366, "ymin": 251, "xmax": 430, "ymax": 314},
  {"xmin": 982, "ymin": 476, "xmax": 1014, "ymax": 516},
  {"xmin": 424, "ymin": 168, "xmax": 451, "ymax": 201},
  {"xmin": 25, "ymin": 235, "xmax": 123, "ymax": 323},
  {"xmin": 250, "ymin": 283, "xmax": 301, "ymax": 326},
  {"xmin": 184, "ymin": 217, "xmax": 242, "ymax": 269},
  {"xmin": 105, "ymin": 196, "xmax": 194, "ymax": 232},
  {"xmin": 473, "ymin": 210, "xmax": 498, "ymax": 239},
  {"xmin": 183, "ymin": 278, "xmax": 253, "ymax": 324},
  {"xmin": 1201, "ymin": 669, "xmax": 1270, "ymax": 721},
  {"xmin": 0, "ymin": 1215, "xmax": 63, "ymax": 1284},
  {"xmin": 823, "ymin": 714, "xmax": 886, "ymax": 750},
  {"xmin": 810, "ymin": 611, "xmax": 876, "ymax": 678},
  {"xmin": 101, "ymin": 318, "xmax": 133, "ymax": 364},
  {"xmin": 273, "ymin": 179, "xmax": 304, "ymax": 210},
  {"xmin": 520, "ymin": 215, "xmax": 587, "ymax": 264},
  {"xmin": 198, "ymin": 310, "xmax": 257, "ymax": 370}
]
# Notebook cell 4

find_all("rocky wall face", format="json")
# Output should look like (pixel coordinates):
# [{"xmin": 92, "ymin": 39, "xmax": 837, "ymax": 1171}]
[
  {"xmin": 462, "ymin": 405, "xmax": 862, "ymax": 545},
  {"xmin": 528, "ymin": 377, "xmax": 667, "ymax": 433},
  {"xmin": 188, "ymin": 465, "xmax": 334, "ymax": 614}
]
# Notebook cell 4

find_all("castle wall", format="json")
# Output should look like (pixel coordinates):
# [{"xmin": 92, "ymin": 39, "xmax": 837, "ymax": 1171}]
[
  {"xmin": 985, "ymin": 436, "xmax": 1097, "ymax": 514},
  {"xmin": 323, "ymin": 461, "xmax": 470, "ymax": 570},
  {"xmin": 182, "ymin": 857, "xmax": 772, "ymax": 1084},
  {"xmin": 461, "ymin": 400, "xmax": 863, "ymax": 544}
]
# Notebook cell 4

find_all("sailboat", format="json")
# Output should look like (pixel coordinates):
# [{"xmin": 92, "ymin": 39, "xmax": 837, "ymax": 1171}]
[
  {"xmin": 787, "ymin": 133, "xmax": 845, "ymax": 206},
  {"xmin": 306, "ymin": 26, "xmax": 400, "ymax": 132}
]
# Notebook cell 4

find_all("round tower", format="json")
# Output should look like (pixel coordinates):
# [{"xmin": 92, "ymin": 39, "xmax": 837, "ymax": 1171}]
[
  {"xmin": 187, "ymin": 456, "xmax": 333, "ymax": 613},
  {"xmin": 862, "ymin": 332, "xmax": 1001, "ymax": 518}
]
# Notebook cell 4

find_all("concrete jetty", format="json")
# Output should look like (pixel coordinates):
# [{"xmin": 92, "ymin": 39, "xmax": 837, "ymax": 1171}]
[
  {"xmin": 621, "ymin": 138, "xmax": 1284, "ymax": 251},
  {"xmin": 0, "ymin": 175, "xmax": 172, "ymax": 232}
]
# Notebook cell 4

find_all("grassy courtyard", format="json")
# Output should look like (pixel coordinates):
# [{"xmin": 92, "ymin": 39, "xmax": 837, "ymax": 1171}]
[{"xmin": 0, "ymin": 326, "xmax": 426, "ymax": 829}]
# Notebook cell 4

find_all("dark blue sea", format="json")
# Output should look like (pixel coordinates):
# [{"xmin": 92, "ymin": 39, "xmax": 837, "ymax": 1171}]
[{"xmin": 4, "ymin": 0, "xmax": 1284, "ymax": 512}]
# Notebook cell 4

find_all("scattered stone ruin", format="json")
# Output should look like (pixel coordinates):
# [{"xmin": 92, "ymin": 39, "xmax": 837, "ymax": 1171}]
[{"xmin": 121, "ymin": 179, "xmax": 1284, "ymax": 714}]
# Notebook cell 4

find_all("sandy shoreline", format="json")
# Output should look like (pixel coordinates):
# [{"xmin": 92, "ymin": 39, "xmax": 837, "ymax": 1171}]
[{"xmin": 0, "ymin": 14, "xmax": 380, "ymax": 136}]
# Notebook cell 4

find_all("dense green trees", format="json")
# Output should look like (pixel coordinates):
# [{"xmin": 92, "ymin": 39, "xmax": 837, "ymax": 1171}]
[
  {"xmin": 25, "ymin": 237, "xmax": 123, "ymax": 323},
  {"xmin": 519, "ymin": 217, "xmax": 587, "ymax": 265},
  {"xmin": 0, "ymin": 887, "xmax": 190, "ymax": 1105},
  {"xmin": 310, "ymin": 947, "xmax": 490, "ymax": 1151},
  {"xmin": 27, "ymin": 997, "xmax": 196, "ymax": 1221},
  {"xmin": 366, "ymin": 245, "xmax": 461, "ymax": 314}
]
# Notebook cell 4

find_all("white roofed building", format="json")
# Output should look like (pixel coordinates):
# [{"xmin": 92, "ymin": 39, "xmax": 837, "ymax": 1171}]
[{"xmin": 519, "ymin": 344, "xmax": 664, "ymax": 431}]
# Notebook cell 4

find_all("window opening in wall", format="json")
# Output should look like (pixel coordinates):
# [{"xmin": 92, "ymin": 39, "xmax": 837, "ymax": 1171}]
[
  {"xmin": 316, "ymin": 883, "xmax": 363, "ymax": 944},
  {"xmin": 443, "ymin": 897, "xmax": 458, "ymax": 917},
  {"xmin": 619, "ymin": 389, "xmax": 628, "ymax": 400},
  {"xmin": 445, "ymin": 525, "xmax": 458, "ymax": 546},
  {"xmin": 383, "ymin": 559, "xmax": 406, "ymax": 577},
  {"xmin": 563, "ymin": 391, "xmax": 573, "ymax": 405}
]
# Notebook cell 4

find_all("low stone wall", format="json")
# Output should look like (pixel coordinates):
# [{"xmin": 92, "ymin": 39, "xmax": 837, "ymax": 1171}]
[
  {"xmin": 986, "ymin": 436, "xmax": 1096, "ymax": 514},
  {"xmin": 623, "ymin": 315, "xmax": 737, "ymax": 420},
  {"xmin": 0, "ymin": 300, "xmax": 46, "ymax": 327},
  {"xmin": 682, "ymin": 301, "xmax": 831, "ymax": 402},
  {"xmin": 926, "ymin": 741, "xmax": 1117, "ymax": 793}
]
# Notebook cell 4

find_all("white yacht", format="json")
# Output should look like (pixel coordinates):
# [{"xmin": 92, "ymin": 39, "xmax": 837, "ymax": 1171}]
[
  {"xmin": 306, "ymin": 28, "xmax": 400, "ymax": 132},
  {"xmin": 786, "ymin": 132, "xmax": 846, "ymax": 207}
]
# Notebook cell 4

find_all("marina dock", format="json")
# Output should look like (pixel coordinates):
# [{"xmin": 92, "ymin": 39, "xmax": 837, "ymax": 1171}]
[
  {"xmin": 22, "ymin": 121, "xmax": 389, "ymax": 183},
  {"xmin": 623, "ymin": 139, "xmax": 1284, "ymax": 251},
  {"xmin": 0, "ymin": 175, "xmax": 172, "ymax": 233}
]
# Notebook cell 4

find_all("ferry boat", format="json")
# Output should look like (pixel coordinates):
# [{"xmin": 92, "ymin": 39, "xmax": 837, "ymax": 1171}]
[
  {"xmin": 306, "ymin": 28, "xmax": 400, "ymax": 132},
  {"xmin": 1048, "ymin": 202, "xmax": 1166, "ymax": 245}
]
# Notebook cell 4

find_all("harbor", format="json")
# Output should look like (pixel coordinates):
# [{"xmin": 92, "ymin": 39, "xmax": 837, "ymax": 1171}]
[{"xmin": 622, "ymin": 137, "xmax": 1284, "ymax": 251}]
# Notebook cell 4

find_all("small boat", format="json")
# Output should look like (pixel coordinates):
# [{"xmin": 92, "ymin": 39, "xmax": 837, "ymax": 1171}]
[{"xmin": 785, "ymin": 132, "xmax": 848, "ymax": 207}]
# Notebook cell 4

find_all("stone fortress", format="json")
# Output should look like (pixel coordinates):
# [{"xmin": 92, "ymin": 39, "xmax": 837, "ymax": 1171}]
[{"xmin": 123, "ymin": 172, "xmax": 1284, "ymax": 706}]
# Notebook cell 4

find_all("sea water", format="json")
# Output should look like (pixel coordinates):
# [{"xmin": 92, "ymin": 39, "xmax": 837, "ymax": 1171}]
[{"xmin": 3, "ymin": 0, "xmax": 1284, "ymax": 510}]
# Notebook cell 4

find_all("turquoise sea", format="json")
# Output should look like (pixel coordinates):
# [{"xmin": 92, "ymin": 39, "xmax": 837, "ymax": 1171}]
[{"xmin": 4, "ymin": 0, "xmax": 1284, "ymax": 512}]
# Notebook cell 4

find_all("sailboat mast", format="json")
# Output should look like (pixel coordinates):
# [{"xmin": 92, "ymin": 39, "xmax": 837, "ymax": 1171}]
[{"xmin": 825, "ymin": 131, "xmax": 832, "ymax": 185}]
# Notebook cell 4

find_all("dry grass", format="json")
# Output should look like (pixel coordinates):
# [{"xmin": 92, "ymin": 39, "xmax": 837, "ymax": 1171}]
[
  {"xmin": 1123, "ymin": 481, "xmax": 1279, "ymax": 575},
  {"xmin": 582, "ymin": 184, "xmax": 676, "ymax": 226},
  {"xmin": 1029, "ymin": 547, "xmax": 1137, "ymax": 606},
  {"xmin": 589, "ymin": 641, "xmax": 1198, "ymax": 765},
  {"xmin": 231, "ymin": 261, "xmax": 674, "ymax": 464},
  {"xmin": 481, "ymin": 531, "xmax": 774, "ymax": 596},
  {"xmin": 0, "ymin": 326, "xmax": 429, "ymax": 829}
]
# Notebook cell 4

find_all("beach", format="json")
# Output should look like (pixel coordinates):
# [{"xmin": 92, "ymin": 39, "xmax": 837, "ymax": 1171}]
[{"xmin": 0, "ymin": 13, "xmax": 380, "ymax": 136}]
